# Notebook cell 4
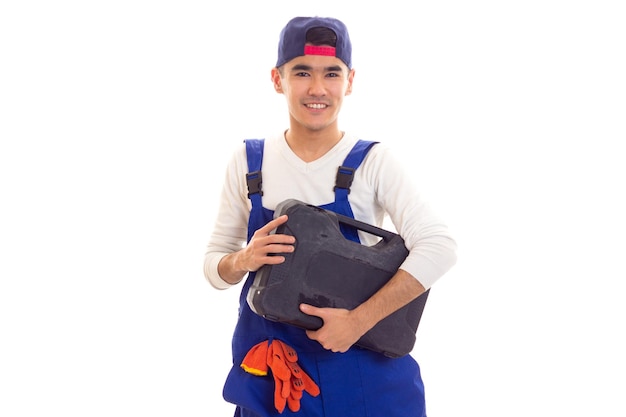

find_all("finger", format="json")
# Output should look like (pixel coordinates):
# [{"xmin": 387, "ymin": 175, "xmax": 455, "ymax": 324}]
[
  {"xmin": 263, "ymin": 241, "xmax": 295, "ymax": 254},
  {"xmin": 300, "ymin": 370, "xmax": 321, "ymax": 396},
  {"xmin": 258, "ymin": 255, "xmax": 287, "ymax": 266},
  {"xmin": 287, "ymin": 394, "xmax": 301, "ymax": 412},
  {"xmin": 273, "ymin": 378, "xmax": 287, "ymax": 413},
  {"xmin": 278, "ymin": 341, "xmax": 298, "ymax": 362},
  {"xmin": 291, "ymin": 377, "xmax": 305, "ymax": 392},
  {"xmin": 259, "ymin": 214, "xmax": 289, "ymax": 234},
  {"xmin": 252, "ymin": 229, "xmax": 295, "ymax": 247},
  {"xmin": 299, "ymin": 303, "xmax": 322, "ymax": 317},
  {"xmin": 281, "ymin": 375, "xmax": 290, "ymax": 398},
  {"xmin": 286, "ymin": 360, "xmax": 302, "ymax": 379}
]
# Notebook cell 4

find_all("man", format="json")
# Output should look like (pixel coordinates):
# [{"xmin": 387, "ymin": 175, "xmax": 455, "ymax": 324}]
[{"xmin": 204, "ymin": 16, "xmax": 457, "ymax": 416}]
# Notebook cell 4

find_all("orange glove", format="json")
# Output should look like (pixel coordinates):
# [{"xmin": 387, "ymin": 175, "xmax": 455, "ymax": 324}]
[
  {"xmin": 240, "ymin": 339, "xmax": 320, "ymax": 414},
  {"xmin": 266, "ymin": 340, "xmax": 293, "ymax": 413},
  {"xmin": 275, "ymin": 340, "xmax": 320, "ymax": 412},
  {"xmin": 240, "ymin": 340, "xmax": 269, "ymax": 376}
]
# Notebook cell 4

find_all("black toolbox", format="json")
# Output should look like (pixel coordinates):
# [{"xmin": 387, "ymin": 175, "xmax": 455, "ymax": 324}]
[{"xmin": 247, "ymin": 199, "xmax": 430, "ymax": 358}]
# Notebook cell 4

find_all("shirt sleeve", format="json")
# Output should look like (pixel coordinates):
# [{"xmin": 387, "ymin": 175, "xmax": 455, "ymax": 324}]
[
  {"xmin": 203, "ymin": 145, "xmax": 250, "ymax": 289},
  {"xmin": 363, "ymin": 144, "xmax": 458, "ymax": 289}
]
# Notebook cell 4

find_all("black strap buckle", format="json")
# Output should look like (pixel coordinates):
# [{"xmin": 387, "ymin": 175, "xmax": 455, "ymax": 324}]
[
  {"xmin": 334, "ymin": 166, "xmax": 355, "ymax": 193},
  {"xmin": 246, "ymin": 170, "xmax": 263, "ymax": 197}
]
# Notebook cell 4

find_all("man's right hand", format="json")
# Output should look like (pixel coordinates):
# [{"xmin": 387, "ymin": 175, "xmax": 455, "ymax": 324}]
[{"xmin": 217, "ymin": 215, "xmax": 295, "ymax": 285}]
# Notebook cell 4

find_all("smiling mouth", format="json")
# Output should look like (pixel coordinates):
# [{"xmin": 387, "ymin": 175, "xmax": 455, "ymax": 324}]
[{"xmin": 306, "ymin": 103, "xmax": 328, "ymax": 109}]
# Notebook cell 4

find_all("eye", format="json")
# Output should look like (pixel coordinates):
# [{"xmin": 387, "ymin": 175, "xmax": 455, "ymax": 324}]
[
  {"xmin": 295, "ymin": 72, "xmax": 310, "ymax": 77},
  {"xmin": 326, "ymin": 72, "xmax": 340, "ymax": 78}
]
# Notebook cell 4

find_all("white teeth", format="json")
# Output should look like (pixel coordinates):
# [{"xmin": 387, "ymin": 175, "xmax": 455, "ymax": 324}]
[{"xmin": 306, "ymin": 103, "xmax": 326, "ymax": 109}]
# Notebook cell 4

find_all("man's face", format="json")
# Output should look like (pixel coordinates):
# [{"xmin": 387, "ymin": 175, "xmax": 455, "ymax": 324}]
[{"xmin": 272, "ymin": 54, "xmax": 354, "ymax": 133}]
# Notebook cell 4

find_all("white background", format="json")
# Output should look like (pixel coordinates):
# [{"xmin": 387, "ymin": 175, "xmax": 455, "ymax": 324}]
[{"xmin": 1, "ymin": 1, "xmax": 625, "ymax": 416}]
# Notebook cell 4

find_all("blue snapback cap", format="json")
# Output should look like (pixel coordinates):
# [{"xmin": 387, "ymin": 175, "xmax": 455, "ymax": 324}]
[{"xmin": 276, "ymin": 16, "xmax": 352, "ymax": 69}]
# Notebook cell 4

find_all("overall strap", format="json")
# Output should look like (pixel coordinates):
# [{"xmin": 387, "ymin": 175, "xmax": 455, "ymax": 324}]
[
  {"xmin": 330, "ymin": 139, "xmax": 379, "ymax": 241},
  {"xmin": 244, "ymin": 139, "xmax": 265, "ymax": 210},
  {"xmin": 334, "ymin": 139, "xmax": 379, "ymax": 203}
]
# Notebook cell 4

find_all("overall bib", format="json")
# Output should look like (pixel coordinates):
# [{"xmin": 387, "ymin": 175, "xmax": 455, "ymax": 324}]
[{"xmin": 223, "ymin": 139, "xmax": 427, "ymax": 417}]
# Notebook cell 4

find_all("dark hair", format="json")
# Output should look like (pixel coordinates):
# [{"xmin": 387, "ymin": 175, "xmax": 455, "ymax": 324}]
[{"xmin": 306, "ymin": 26, "xmax": 337, "ymax": 47}]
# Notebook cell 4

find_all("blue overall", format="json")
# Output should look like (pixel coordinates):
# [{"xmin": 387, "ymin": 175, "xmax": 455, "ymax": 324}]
[{"xmin": 223, "ymin": 139, "xmax": 427, "ymax": 417}]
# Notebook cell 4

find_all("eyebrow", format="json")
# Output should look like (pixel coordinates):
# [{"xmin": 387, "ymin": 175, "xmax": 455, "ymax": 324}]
[{"xmin": 290, "ymin": 64, "xmax": 345, "ymax": 73}]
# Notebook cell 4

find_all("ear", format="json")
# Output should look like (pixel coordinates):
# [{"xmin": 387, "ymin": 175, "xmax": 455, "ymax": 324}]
[
  {"xmin": 345, "ymin": 68, "xmax": 355, "ymax": 96},
  {"xmin": 270, "ymin": 67, "xmax": 283, "ymax": 93}
]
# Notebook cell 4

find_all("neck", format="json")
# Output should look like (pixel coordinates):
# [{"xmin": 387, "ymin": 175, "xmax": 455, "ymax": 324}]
[{"xmin": 284, "ymin": 125, "xmax": 344, "ymax": 163}]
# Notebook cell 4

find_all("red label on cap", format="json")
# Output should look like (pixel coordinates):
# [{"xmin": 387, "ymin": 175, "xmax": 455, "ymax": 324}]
[{"xmin": 304, "ymin": 45, "xmax": 336, "ymax": 57}]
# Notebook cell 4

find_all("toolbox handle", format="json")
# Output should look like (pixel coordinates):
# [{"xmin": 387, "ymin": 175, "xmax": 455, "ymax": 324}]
[
  {"xmin": 275, "ymin": 199, "xmax": 402, "ymax": 244},
  {"xmin": 315, "ymin": 205, "xmax": 400, "ymax": 243}
]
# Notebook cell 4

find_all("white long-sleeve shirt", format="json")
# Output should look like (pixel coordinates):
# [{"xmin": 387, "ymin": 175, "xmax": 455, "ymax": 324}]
[{"xmin": 204, "ymin": 133, "xmax": 457, "ymax": 290}]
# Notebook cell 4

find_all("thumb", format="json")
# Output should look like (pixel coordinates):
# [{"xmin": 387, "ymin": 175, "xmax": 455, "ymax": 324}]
[{"xmin": 299, "ymin": 303, "xmax": 323, "ymax": 317}]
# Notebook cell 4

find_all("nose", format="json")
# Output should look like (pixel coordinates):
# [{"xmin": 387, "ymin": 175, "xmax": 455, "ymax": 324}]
[{"xmin": 307, "ymin": 75, "xmax": 326, "ymax": 97}]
